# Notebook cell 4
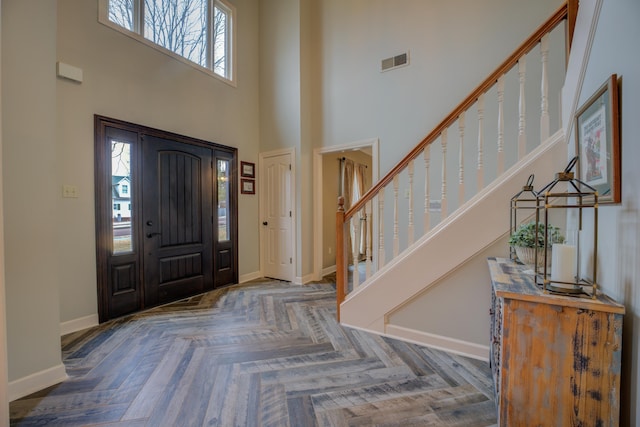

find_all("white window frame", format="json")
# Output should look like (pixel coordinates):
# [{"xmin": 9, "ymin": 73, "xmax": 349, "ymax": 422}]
[{"xmin": 98, "ymin": 0, "xmax": 236, "ymax": 86}]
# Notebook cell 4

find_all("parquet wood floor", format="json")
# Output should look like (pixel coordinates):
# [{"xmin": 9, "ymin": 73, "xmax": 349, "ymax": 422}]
[{"xmin": 10, "ymin": 278, "xmax": 497, "ymax": 426}]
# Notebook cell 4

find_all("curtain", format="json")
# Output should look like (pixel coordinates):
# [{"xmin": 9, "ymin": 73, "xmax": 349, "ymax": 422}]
[
  {"xmin": 354, "ymin": 163, "xmax": 368, "ymax": 258},
  {"xmin": 341, "ymin": 159, "xmax": 354, "ymax": 264}
]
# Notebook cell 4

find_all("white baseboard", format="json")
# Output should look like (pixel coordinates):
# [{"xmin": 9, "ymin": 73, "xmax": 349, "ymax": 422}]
[
  {"xmin": 239, "ymin": 271, "xmax": 262, "ymax": 283},
  {"xmin": 385, "ymin": 324, "xmax": 489, "ymax": 361},
  {"xmin": 322, "ymin": 265, "xmax": 337, "ymax": 277},
  {"xmin": 60, "ymin": 314, "xmax": 99, "ymax": 336},
  {"xmin": 9, "ymin": 363, "xmax": 68, "ymax": 402},
  {"xmin": 295, "ymin": 273, "xmax": 315, "ymax": 285}
]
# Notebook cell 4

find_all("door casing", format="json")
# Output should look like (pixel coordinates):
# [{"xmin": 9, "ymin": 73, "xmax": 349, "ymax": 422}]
[
  {"xmin": 95, "ymin": 115, "xmax": 238, "ymax": 322},
  {"xmin": 312, "ymin": 139, "xmax": 379, "ymax": 281}
]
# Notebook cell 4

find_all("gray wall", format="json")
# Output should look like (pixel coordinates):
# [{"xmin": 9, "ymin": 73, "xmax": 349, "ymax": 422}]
[
  {"xmin": 577, "ymin": 1, "xmax": 640, "ymax": 424},
  {"xmin": 389, "ymin": 236, "xmax": 509, "ymax": 344},
  {"xmin": 0, "ymin": 0, "xmax": 10, "ymax": 418},
  {"xmin": 2, "ymin": 0, "xmax": 260, "ymax": 392},
  {"xmin": 314, "ymin": 0, "xmax": 565, "ymax": 268},
  {"xmin": 313, "ymin": 0, "xmax": 564, "ymax": 173},
  {"xmin": 2, "ymin": 0, "xmax": 62, "ymax": 382},
  {"xmin": 259, "ymin": 0, "xmax": 318, "ymax": 282},
  {"xmin": 5, "ymin": 1, "xmax": 633, "ymax": 418},
  {"xmin": 55, "ymin": 0, "xmax": 261, "ymax": 324}
]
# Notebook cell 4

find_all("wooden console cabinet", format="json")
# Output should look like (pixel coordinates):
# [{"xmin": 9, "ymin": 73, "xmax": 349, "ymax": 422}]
[{"xmin": 488, "ymin": 257, "xmax": 624, "ymax": 426}]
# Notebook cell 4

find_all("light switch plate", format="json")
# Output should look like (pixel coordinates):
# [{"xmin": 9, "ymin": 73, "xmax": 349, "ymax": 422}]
[{"xmin": 63, "ymin": 185, "xmax": 79, "ymax": 198}]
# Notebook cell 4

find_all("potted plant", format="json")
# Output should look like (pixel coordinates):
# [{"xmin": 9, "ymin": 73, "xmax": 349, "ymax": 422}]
[{"xmin": 509, "ymin": 222, "xmax": 564, "ymax": 267}]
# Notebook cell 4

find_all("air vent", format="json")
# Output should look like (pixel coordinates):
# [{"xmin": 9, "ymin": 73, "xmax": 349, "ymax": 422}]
[{"xmin": 381, "ymin": 52, "xmax": 409, "ymax": 72}]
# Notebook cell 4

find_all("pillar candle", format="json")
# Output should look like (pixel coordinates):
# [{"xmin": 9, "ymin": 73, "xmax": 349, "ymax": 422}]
[{"xmin": 551, "ymin": 243, "xmax": 577, "ymax": 283}]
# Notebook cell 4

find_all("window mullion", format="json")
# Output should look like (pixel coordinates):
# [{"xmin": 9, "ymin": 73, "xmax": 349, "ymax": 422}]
[
  {"xmin": 225, "ymin": 5, "xmax": 231, "ymax": 79},
  {"xmin": 207, "ymin": 0, "xmax": 214, "ymax": 70},
  {"xmin": 101, "ymin": 0, "xmax": 235, "ymax": 84},
  {"xmin": 136, "ymin": 0, "xmax": 144, "ymax": 35}
]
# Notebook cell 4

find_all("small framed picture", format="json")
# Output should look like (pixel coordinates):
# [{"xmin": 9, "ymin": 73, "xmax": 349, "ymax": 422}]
[
  {"xmin": 240, "ymin": 161, "xmax": 255, "ymax": 178},
  {"xmin": 241, "ymin": 178, "xmax": 255, "ymax": 195},
  {"xmin": 575, "ymin": 74, "xmax": 621, "ymax": 204}
]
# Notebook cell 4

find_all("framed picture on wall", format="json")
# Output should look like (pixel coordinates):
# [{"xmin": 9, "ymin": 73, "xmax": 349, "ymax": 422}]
[
  {"xmin": 241, "ymin": 178, "xmax": 255, "ymax": 195},
  {"xmin": 575, "ymin": 74, "xmax": 621, "ymax": 204},
  {"xmin": 240, "ymin": 161, "xmax": 255, "ymax": 178}
]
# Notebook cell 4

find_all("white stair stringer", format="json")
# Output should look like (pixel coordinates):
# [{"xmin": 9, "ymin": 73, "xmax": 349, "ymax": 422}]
[{"xmin": 340, "ymin": 129, "xmax": 568, "ymax": 335}]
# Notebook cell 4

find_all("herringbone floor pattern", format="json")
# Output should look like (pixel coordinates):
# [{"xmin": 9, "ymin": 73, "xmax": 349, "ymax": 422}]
[{"xmin": 10, "ymin": 278, "xmax": 497, "ymax": 426}]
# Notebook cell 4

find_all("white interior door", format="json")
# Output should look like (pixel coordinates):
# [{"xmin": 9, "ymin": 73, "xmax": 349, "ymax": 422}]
[{"xmin": 262, "ymin": 152, "xmax": 293, "ymax": 281}]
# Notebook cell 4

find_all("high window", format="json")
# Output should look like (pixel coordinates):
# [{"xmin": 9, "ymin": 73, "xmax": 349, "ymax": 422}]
[{"xmin": 99, "ymin": 0, "xmax": 234, "ymax": 83}]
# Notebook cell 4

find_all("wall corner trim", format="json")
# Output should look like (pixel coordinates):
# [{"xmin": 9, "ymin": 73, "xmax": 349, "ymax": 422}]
[
  {"xmin": 8, "ymin": 364, "xmax": 68, "ymax": 402},
  {"xmin": 239, "ymin": 271, "xmax": 262, "ymax": 283},
  {"xmin": 60, "ymin": 314, "xmax": 99, "ymax": 336}
]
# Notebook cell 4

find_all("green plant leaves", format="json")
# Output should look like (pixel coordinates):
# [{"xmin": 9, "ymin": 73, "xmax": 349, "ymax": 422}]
[{"xmin": 509, "ymin": 222, "xmax": 564, "ymax": 248}]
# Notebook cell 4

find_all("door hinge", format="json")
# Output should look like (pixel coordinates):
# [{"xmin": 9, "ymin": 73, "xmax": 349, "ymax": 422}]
[
  {"xmin": 289, "ymin": 211, "xmax": 292, "ymax": 217},
  {"xmin": 289, "ymin": 164, "xmax": 291, "ymax": 170},
  {"xmin": 290, "ymin": 257, "xmax": 292, "ymax": 264}
]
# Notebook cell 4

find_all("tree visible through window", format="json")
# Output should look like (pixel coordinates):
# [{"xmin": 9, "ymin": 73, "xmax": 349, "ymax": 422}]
[{"xmin": 105, "ymin": 0, "xmax": 232, "ymax": 80}]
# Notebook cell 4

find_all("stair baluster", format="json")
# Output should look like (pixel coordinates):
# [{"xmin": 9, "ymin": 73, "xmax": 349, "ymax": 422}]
[
  {"xmin": 335, "ymin": 3, "xmax": 573, "ymax": 321},
  {"xmin": 477, "ymin": 94, "xmax": 485, "ymax": 191},
  {"xmin": 393, "ymin": 175, "xmax": 400, "ymax": 257},
  {"xmin": 378, "ymin": 190, "xmax": 385, "ymax": 269},
  {"xmin": 424, "ymin": 146, "xmax": 431, "ymax": 233},
  {"xmin": 441, "ymin": 129, "xmax": 448, "ymax": 220},
  {"xmin": 458, "ymin": 113, "xmax": 466, "ymax": 207},
  {"xmin": 540, "ymin": 34, "xmax": 550, "ymax": 142},
  {"xmin": 352, "ymin": 216, "xmax": 360, "ymax": 290},
  {"xmin": 365, "ymin": 199, "xmax": 372, "ymax": 279},
  {"xmin": 497, "ymin": 75, "xmax": 505, "ymax": 173},
  {"xmin": 408, "ymin": 160, "xmax": 415, "ymax": 245},
  {"xmin": 518, "ymin": 58, "xmax": 527, "ymax": 159}
]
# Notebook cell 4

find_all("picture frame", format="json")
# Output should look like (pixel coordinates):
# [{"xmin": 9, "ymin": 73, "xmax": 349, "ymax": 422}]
[
  {"xmin": 241, "ymin": 178, "xmax": 255, "ymax": 195},
  {"xmin": 574, "ymin": 74, "xmax": 621, "ymax": 204},
  {"xmin": 240, "ymin": 161, "xmax": 255, "ymax": 178}
]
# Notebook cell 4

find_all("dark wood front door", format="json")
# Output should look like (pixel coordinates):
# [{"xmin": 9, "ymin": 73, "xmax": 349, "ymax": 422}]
[
  {"xmin": 95, "ymin": 116, "xmax": 238, "ymax": 322},
  {"xmin": 142, "ymin": 135, "xmax": 214, "ymax": 306}
]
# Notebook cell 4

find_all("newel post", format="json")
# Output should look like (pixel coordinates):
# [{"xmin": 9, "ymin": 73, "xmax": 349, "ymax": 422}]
[{"xmin": 336, "ymin": 196, "xmax": 345, "ymax": 321}]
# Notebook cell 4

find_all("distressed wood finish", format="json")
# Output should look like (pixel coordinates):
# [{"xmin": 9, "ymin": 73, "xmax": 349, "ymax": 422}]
[
  {"xmin": 488, "ymin": 258, "xmax": 624, "ymax": 427},
  {"xmin": 11, "ymin": 278, "xmax": 496, "ymax": 426}
]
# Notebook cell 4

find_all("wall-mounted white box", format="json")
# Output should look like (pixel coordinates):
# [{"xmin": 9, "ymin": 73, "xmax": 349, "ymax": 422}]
[{"xmin": 56, "ymin": 62, "xmax": 83, "ymax": 83}]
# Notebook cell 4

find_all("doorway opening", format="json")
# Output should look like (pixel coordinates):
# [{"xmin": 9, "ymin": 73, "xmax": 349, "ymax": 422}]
[
  {"xmin": 95, "ymin": 116, "xmax": 238, "ymax": 322},
  {"xmin": 312, "ymin": 139, "xmax": 379, "ymax": 281}
]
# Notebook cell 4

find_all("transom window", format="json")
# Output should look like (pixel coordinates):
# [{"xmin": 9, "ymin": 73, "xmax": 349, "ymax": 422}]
[{"xmin": 99, "ymin": 0, "xmax": 235, "ymax": 83}]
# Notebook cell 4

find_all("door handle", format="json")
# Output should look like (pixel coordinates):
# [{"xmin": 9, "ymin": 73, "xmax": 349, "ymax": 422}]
[
  {"xmin": 146, "ymin": 232, "xmax": 162, "ymax": 238},
  {"xmin": 262, "ymin": 221, "xmax": 268, "ymax": 226}
]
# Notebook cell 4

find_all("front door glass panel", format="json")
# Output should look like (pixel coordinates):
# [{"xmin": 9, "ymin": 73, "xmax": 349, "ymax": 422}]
[
  {"xmin": 112, "ymin": 140, "xmax": 133, "ymax": 254},
  {"xmin": 217, "ymin": 159, "xmax": 230, "ymax": 241}
]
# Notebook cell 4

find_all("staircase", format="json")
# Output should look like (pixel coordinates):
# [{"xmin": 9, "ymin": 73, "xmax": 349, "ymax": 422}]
[{"xmin": 336, "ymin": 2, "xmax": 577, "ymax": 359}]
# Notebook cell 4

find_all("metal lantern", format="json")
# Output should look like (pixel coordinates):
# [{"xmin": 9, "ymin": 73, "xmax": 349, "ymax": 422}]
[
  {"xmin": 510, "ymin": 174, "xmax": 539, "ymax": 263},
  {"xmin": 535, "ymin": 156, "xmax": 598, "ymax": 298}
]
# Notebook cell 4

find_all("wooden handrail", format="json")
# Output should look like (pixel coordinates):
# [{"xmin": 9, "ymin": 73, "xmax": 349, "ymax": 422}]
[
  {"xmin": 566, "ymin": 0, "xmax": 578, "ymax": 53},
  {"xmin": 344, "ymin": 3, "xmax": 569, "ymax": 222},
  {"xmin": 336, "ymin": 2, "xmax": 574, "ymax": 321}
]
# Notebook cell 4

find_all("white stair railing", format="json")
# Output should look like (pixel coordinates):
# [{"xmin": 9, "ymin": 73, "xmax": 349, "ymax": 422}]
[{"xmin": 336, "ymin": 3, "xmax": 571, "ymax": 320}]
